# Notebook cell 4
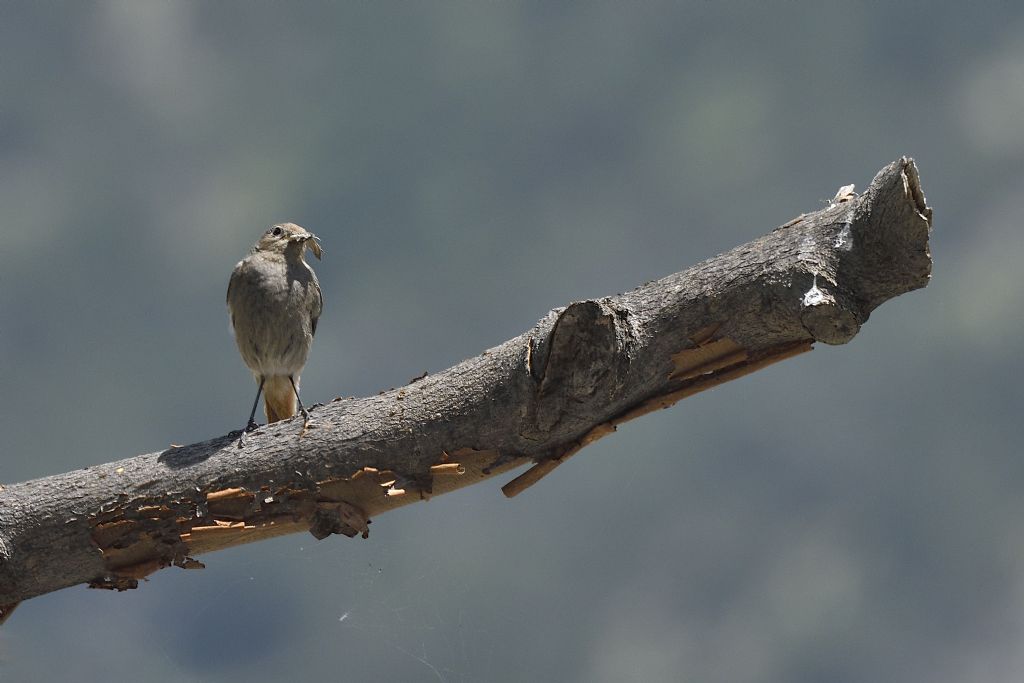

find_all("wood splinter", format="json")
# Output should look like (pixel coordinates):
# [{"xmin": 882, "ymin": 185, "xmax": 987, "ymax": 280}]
[
  {"xmin": 503, "ymin": 423, "xmax": 617, "ymax": 498},
  {"xmin": 430, "ymin": 463, "xmax": 465, "ymax": 476},
  {"xmin": 206, "ymin": 488, "xmax": 250, "ymax": 502}
]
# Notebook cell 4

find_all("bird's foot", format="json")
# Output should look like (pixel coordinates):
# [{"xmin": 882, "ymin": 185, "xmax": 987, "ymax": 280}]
[
  {"xmin": 299, "ymin": 407, "xmax": 313, "ymax": 436},
  {"xmin": 236, "ymin": 420, "xmax": 261, "ymax": 448}
]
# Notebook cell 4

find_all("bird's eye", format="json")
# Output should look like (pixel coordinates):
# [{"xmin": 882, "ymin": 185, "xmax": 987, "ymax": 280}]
[{"xmin": 272, "ymin": 226, "xmax": 283, "ymax": 236}]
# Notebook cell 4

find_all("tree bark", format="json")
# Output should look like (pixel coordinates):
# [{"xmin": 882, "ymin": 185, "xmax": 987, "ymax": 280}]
[{"xmin": 0, "ymin": 158, "xmax": 933, "ymax": 610}]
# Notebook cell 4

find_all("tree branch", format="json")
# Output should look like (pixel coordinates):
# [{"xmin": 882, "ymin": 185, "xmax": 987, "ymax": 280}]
[{"xmin": 0, "ymin": 158, "xmax": 932, "ymax": 609}]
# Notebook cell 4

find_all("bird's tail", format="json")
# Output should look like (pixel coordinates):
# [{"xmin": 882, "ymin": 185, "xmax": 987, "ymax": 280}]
[{"xmin": 264, "ymin": 375, "xmax": 297, "ymax": 423}]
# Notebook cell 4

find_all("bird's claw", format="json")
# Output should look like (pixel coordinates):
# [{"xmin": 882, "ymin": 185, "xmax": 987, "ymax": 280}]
[
  {"xmin": 298, "ymin": 408, "xmax": 314, "ymax": 436},
  {"xmin": 236, "ymin": 420, "xmax": 261, "ymax": 448}
]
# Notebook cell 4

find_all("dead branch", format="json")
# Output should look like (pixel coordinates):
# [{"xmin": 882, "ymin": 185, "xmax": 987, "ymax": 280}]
[{"xmin": 0, "ymin": 158, "xmax": 932, "ymax": 610}]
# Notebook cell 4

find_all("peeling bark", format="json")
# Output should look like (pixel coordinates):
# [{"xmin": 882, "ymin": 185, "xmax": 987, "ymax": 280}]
[{"xmin": 0, "ymin": 158, "xmax": 933, "ymax": 611}]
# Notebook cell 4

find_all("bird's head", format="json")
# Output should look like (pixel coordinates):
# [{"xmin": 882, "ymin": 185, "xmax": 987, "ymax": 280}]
[{"xmin": 255, "ymin": 222, "xmax": 322, "ymax": 260}]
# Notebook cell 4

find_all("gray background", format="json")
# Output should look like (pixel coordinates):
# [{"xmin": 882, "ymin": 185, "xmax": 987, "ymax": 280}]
[{"xmin": 1, "ymin": 2, "xmax": 1021, "ymax": 682}]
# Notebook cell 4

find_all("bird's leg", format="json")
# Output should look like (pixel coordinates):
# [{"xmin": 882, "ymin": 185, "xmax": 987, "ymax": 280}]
[
  {"xmin": 238, "ymin": 377, "xmax": 265, "ymax": 447},
  {"xmin": 289, "ymin": 376, "xmax": 311, "ymax": 428}
]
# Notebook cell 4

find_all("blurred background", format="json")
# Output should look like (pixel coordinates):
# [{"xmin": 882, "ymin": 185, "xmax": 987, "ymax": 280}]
[{"xmin": 0, "ymin": 2, "xmax": 1021, "ymax": 681}]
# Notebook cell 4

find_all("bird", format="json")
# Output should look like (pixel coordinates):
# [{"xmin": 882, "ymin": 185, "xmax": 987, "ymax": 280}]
[{"xmin": 227, "ymin": 222, "xmax": 323, "ymax": 446}]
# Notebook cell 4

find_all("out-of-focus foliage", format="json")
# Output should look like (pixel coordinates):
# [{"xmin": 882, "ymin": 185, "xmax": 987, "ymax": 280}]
[{"xmin": 1, "ymin": 2, "xmax": 1022, "ymax": 681}]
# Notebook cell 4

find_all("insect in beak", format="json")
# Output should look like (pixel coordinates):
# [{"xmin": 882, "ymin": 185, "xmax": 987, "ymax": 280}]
[{"xmin": 306, "ymin": 234, "xmax": 323, "ymax": 260}]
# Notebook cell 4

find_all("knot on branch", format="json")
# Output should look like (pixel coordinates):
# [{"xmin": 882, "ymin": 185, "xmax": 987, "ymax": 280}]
[
  {"xmin": 309, "ymin": 501, "xmax": 370, "ymax": 540},
  {"xmin": 523, "ymin": 300, "xmax": 632, "ymax": 439},
  {"xmin": 798, "ymin": 275, "xmax": 862, "ymax": 345}
]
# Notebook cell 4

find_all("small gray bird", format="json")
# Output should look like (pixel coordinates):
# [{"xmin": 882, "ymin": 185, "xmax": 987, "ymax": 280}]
[{"xmin": 227, "ymin": 223, "xmax": 323, "ymax": 445}]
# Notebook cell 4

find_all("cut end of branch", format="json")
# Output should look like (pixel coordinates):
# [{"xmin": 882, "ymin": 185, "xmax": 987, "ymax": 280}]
[{"xmin": 900, "ymin": 157, "xmax": 932, "ymax": 225}]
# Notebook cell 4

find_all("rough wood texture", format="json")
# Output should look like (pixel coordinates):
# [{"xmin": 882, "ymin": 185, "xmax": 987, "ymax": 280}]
[{"xmin": 0, "ymin": 158, "xmax": 932, "ymax": 608}]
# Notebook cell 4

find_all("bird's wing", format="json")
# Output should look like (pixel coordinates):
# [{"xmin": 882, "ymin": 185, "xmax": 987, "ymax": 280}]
[
  {"xmin": 311, "ymin": 277, "xmax": 323, "ymax": 336},
  {"xmin": 226, "ymin": 260, "xmax": 245, "ymax": 306}
]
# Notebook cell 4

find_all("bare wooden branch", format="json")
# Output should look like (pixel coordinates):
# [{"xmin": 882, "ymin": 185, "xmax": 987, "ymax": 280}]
[{"xmin": 0, "ymin": 158, "xmax": 932, "ymax": 609}]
